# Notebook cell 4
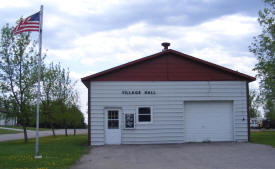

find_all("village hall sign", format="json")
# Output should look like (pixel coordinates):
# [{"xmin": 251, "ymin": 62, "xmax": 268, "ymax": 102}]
[{"xmin": 121, "ymin": 90, "xmax": 156, "ymax": 95}]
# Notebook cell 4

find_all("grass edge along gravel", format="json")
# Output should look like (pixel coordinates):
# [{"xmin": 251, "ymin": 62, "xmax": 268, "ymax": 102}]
[
  {"xmin": 2, "ymin": 126, "xmax": 50, "ymax": 131},
  {"xmin": 251, "ymin": 131, "xmax": 275, "ymax": 147},
  {"xmin": 0, "ymin": 128, "xmax": 22, "ymax": 134},
  {"xmin": 0, "ymin": 134, "xmax": 90, "ymax": 169}
]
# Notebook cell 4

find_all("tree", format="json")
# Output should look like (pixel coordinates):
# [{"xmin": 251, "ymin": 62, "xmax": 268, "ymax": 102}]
[
  {"xmin": 249, "ymin": 89, "xmax": 261, "ymax": 118},
  {"xmin": 53, "ymin": 66, "xmax": 78, "ymax": 135},
  {"xmin": 51, "ymin": 99, "xmax": 67, "ymax": 129},
  {"xmin": 0, "ymin": 24, "xmax": 40, "ymax": 143},
  {"xmin": 249, "ymin": 0, "xmax": 275, "ymax": 119},
  {"xmin": 38, "ymin": 62, "xmax": 81, "ymax": 136},
  {"xmin": 67, "ymin": 104, "xmax": 84, "ymax": 135},
  {"xmin": 40, "ymin": 63, "xmax": 59, "ymax": 136},
  {"xmin": 265, "ymin": 99, "xmax": 275, "ymax": 120}
]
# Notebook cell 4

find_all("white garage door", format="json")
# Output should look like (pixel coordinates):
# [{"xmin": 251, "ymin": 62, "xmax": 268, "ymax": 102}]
[{"xmin": 184, "ymin": 101, "xmax": 233, "ymax": 142}]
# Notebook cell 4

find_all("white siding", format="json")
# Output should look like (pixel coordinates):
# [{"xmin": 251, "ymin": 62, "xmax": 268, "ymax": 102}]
[{"xmin": 90, "ymin": 81, "xmax": 248, "ymax": 145}]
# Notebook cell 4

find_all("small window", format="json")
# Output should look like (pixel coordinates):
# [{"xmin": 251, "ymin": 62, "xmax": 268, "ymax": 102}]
[{"xmin": 137, "ymin": 107, "xmax": 152, "ymax": 123}]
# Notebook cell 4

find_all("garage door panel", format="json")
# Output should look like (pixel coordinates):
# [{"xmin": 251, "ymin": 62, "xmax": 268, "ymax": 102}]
[
  {"xmin": 185, "ymin": 101, "xmax": 233, "ymax": 112},
  {"xmin": 185, "ymin": 131, "xmax": 232, "ymax": 142},
  {"xmin": 184, "ymin": 101, "xmax": 233, "ymax": 142}
]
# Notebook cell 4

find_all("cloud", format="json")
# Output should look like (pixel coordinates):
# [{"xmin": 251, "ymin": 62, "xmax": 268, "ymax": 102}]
[
  {"xmin": 47, "ymin": 13, "xmax": 258, "ymax": 66},
  {"xmin": 0, "ymin": 0, "xmax": 32, "ymax": 9},
  {"xmin": 41, "ymin": 0, "xmax": 130, "ymax": 16},
  {"xmin": 3, "ymin": 0, "xmax": 261, "ymax": 55},
  {"xmin": 70, "ymin": 71, "xmax": 95, "ymax": 80},
  {"xmin": 200, "ymin": 14, "xmax": 257, "ymax": 36}
]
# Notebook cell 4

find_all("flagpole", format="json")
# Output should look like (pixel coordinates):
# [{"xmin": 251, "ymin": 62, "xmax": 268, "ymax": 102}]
[{"xmin": 35, "ymin": 5, "xmax": 43, "ymax": 159}]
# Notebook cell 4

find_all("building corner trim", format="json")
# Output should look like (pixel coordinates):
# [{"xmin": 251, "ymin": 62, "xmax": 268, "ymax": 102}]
[
  {"xmin": 246, "ymin": 81, "xmax": 250, "ymax": 141},
  {"xmin": 88, "ymin": 83, "xmax": 91, "ymax": 145}
]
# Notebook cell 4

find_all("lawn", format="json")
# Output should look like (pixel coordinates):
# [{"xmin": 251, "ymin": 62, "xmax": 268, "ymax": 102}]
[
  {"xmin": 0, "ymin": 134, "xmax": 89, "ymax": 169},
  {"xmin": 0, "ymin": 128, "xmax": 22, "ymax": 134},
  {"xmin": 251, "ymin": 131, "xmax": 275, "ymax": 147},
  {"xmin": 3, "ymin": 126, "xmax": 50, "ymax": 131}
]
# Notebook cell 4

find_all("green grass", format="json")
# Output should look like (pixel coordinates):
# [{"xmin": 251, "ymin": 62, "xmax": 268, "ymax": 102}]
[
  {"xmin": 0, "ymin": 134, "xmax": 90, "ymax": 169},
  {"xmin": 0, "ymin": 128, "xmax": 22, "ymax": 134},
  {"xmin": 251, "ymin": 131, "xmax": 275, "ymax": 147},
  {"xmin": 3, "ymin": 126, "xmax": 50, "ymax": 131}
]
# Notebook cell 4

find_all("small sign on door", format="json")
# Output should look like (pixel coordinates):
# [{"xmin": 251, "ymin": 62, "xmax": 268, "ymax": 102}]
[{"xmin": 124, "ymin": 113, "xmax": 135, "ymax": 129}]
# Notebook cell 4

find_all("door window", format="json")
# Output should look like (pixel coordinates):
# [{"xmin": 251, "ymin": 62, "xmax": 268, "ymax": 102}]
[{"xmin": 108, "ymin": 110, "xmax": 119, "ymax": 129}]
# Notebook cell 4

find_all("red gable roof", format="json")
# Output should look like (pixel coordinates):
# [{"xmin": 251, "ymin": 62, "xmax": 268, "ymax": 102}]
[{"xmin": 81, "ymin": 49, "xmax": 256, "ymax": 87}]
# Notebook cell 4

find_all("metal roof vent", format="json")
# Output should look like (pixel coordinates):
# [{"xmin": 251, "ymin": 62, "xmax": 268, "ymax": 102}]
[{"xmin": 161, "ymin": 42, "xmax": 170, "ymax": 51}]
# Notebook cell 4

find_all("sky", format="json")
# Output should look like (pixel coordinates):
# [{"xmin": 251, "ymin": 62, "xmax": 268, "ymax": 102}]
[{"xmin": 0, "ymin": 0, "xmax": 265, "ymax": 121}]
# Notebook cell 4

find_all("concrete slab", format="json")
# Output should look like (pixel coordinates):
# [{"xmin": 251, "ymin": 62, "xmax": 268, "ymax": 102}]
[{"xmin": 71, "ymin": 142, "xmax": 275, "ymax": 169}]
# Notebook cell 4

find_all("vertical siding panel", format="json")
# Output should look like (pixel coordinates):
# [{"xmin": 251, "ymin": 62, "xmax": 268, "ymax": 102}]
[
  {"xmin": 90, "ymin": 83, "xmax": 105, "ymax": 145},
  {"xmin": 233, "ymin": 82, "xmax": 248, "ymax": 142}
]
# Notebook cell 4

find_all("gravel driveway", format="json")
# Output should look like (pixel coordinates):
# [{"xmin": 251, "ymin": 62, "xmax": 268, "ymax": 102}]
[{"xmin": 71, "ymin": 142, "xmax": 275, "ymax": 169}]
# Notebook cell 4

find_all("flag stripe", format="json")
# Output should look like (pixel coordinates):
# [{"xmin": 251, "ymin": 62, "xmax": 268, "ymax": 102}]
[
  {"xmin": 16, "ymin": 30, "xmax": 39, "ymax": 34},
  {"xmin": 17, "ymin": 28, "xmax": 40, "ymax": 31},
  {"xmin": 16, "ymin": 29, "xmax": 39, "ymax": 34},
  {"xmin": 20, "ymin": 25, "xmax": 40, "ymax": 29},
  {"xmin": 21, "ymin": 22, "xmax": 39, "ymax": 25}
]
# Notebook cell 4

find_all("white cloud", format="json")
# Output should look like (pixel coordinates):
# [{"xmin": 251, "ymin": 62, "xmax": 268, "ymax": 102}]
[
  {"xmin": 44, "ymin": 14, "xmax": 69, "ymax": 30},
  {"xmin": 41, "ymin": 0, "xmax": 129, "ymax": 16},
  {"xmin": 70, "ymin": 71, "xmax": 95, "ymax": 80},
  {"xmin": 47, "ymin": 13, "xmax": 259, "ymax": 67},
  {"xmin": 201, "ymin": 14, "xmax": 258, "ymax": 36},
  {"xmin": 0, "ymin": 0, "xmax": 32, "ymax": 8}
]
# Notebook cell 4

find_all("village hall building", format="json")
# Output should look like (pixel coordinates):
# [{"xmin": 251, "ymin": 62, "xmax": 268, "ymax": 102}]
[{"xmin": 81, "ymin": 43, "xmax": 256, "ymax": 146}]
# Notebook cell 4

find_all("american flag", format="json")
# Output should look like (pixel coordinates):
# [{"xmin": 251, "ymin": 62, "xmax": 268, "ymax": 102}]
[{"xmin": 13, "ymin": 12, "xmax": 40, "ymax": 34}]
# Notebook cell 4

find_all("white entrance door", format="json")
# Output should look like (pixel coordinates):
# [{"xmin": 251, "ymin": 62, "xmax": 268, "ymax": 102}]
[
  {"xmin": 184, "ymin": 101, "xmax": 233, "ymax": 142},
  {"xmin": 105, "ymin": 109, "xmax": 121, "ymax": 144}
]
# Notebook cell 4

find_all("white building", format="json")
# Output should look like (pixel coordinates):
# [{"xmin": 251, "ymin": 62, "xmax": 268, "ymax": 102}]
[
  {"xmin": 81, "ymin": 44, "xmax": 255, "ymax": 145},
  {"xmin": 0, "ymin": 112, "xmax": 16, "ymax": 126}
]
